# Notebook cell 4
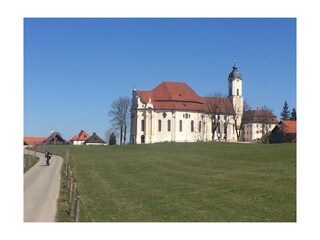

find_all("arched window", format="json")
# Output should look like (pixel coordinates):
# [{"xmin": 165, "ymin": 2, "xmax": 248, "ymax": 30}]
[
  {"xmin": 199, "ymin": 121, "xmax": 202, "ymax": 132},
  {"xmin": 179, "ymin": 120, "xmax": 183, "ymax": 132},
  {"xmin": 237, "ymin": 89, "xmax": 239, "ymax": 96},
  {"xmin": 167, "ymin": 120, "xmax": 171, "ymax": 132},
  {"xmin": 191, "ymin": 120, "xmax": 194, "ymax": 132},
  {"xmin": 158, "ymin": 120, "xmax": 162, "ymax": 132},
  {"xmin": 141, "ymin": 120, "xmax": 145, "ymax": 132}
]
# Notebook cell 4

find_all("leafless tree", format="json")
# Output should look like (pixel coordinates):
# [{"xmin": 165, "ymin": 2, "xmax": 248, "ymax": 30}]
[
  {"xmin": 108, "ymin": 96, "xmax": 131, "ymax": 145},
  {"xmin": 205, "ymin": 93, "xmax": 229, "ymax": 141},
  {"xmin": 259, "ymin": 105, "xmax": 275, "ymax": 135}
]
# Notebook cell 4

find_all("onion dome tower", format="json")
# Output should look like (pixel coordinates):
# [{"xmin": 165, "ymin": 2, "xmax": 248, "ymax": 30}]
[{"xmin": 228, "ymin": 60, "xmax": 244, "ymax": 136}]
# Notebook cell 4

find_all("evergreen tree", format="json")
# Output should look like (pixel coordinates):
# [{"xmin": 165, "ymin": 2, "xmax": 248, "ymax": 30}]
[
  {"xmin": 280, "ymin": 101, "xmax": 290, "ymax": 120},
  {"xmin": 289, "ymin": 107, "xmax": 296, "ymax": 120},
  {"xmin": 109, "ymin": 132, "xmax": 117, "ymax": 145}
]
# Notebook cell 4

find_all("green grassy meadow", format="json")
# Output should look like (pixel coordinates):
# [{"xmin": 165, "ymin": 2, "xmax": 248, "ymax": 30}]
[
  {"xmin": 35, "ymin": 142, "xmax": 296, "ymax": 222},
  {"xmin": 23, "ymin": 154, "xmax": 39, "ymax": 173}
]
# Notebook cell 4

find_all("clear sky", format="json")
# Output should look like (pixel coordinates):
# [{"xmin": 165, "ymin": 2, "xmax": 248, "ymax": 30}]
[{"xmin": 24, "ymin": 18, "xmax": 296, "ymax": 140}]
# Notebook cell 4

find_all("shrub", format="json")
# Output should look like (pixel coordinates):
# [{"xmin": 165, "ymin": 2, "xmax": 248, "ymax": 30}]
[{"xmin": 109, "ymin": 132, "xmax": 117, "ymax": 145}]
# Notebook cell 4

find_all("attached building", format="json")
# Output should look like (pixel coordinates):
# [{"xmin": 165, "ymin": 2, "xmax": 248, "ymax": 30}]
[{"xmin": 242, "ymin": 109, "xmax": 278, "ymax": 142}]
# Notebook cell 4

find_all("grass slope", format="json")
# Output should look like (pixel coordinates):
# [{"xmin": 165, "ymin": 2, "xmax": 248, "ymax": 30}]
[
  {"xmin": 24, "ymin": 154, "xmax": 39, "ymax": 173},
  {"xmin": 36, "ymin": 142, "xmax": 296, "ymax": 222}
]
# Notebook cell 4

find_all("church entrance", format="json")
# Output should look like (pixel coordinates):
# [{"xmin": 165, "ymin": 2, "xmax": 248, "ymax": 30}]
[{"xmin": 141, "ymin": 135, "xmax": 145, "ymax": 144}]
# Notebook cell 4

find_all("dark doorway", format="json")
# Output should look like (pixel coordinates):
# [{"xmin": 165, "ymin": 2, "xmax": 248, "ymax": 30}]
[{"xmin": 141, "ymin": 135, "xmax": 145, "ymax": 144}]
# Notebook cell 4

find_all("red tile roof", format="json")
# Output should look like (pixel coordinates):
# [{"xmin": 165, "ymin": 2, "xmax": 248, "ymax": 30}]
[
  {"xmin": 70, "ymin": 130, "xmax": 90, "ymax": 142},
  {"xmin": 24, "ymin": 137, "xmax": 47, "ymax": 145},
  {"xmin": 136, "ymin": 81, "xmax": 234, "ymax": 114},
  {"xmin": 278, "ymin": 120, "xmax": 296, "ymax": 134}
]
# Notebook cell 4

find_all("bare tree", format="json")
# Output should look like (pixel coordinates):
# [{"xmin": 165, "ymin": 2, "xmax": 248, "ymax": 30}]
[
  {"xmin": 205, "ymin": 93, "xmax": 230, "ymax": 141},
  {"xmin": 260, "ymin": 105, "xmax": 275, "ymax": 135},
  {"xmin": 108, "ymin": 96, "xmax": 131, "ymax": 145}
]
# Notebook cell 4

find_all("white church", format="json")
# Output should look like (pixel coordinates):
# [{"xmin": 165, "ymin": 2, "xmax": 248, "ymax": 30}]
[{"xmin": 130, "ymin": 63, "xmax": 244, "ymax": 144}]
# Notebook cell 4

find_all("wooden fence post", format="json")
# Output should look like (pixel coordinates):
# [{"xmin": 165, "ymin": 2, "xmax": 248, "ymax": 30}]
[
  {"xmin": 68, "ymin": 170, "xmax": 72, "ymax": 189},
  {"xmin": 70, "ymin": 183, "xmax": 77, "ymax": 217},
  {"xmin": 65, "ymin": 160, "xmax": 68, "ymax": 177},
  {"xmin": 69, "ymin": 179, "xmax": 75, "ymax": 203},
  {"xmin": 75, "ymin": 196, "xmax": 81, "ymax": 222}
]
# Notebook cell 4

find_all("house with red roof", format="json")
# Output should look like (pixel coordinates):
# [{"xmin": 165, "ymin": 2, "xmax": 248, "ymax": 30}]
[
  {"xmin": 70, "ymin": 130, "xmax": 90, "ymax": 145},
  {"xmin": 269, "ymin": 120, "xmax": 297, "ymax": 143},
  {"xmin": 130, "ymin": 63, "xmax": 244, "ymax": 143},
  {"xmin": 24, "ymin": 137, "xmax": 47, "ymax": 146}
]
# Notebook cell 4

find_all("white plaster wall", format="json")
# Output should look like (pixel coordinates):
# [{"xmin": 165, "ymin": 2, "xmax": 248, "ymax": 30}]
[{"xmin": 243, "ymin": 123, "xmax": 277, "ymax": 141}]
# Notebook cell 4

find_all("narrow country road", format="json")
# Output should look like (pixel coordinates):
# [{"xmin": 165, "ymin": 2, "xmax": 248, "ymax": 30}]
[{"xmin": 24, "ymin": 150, "xmax": 63, "ymax": 222}]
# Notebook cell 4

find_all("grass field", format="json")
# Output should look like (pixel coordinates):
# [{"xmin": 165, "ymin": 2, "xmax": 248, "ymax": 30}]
[
  {"xmin": 35, "ymin": 142, "xmax": 296, "ymax": 222},
  {"xmin": 23, "ymin": 154, "xmax": 39, "ymax": 173}
]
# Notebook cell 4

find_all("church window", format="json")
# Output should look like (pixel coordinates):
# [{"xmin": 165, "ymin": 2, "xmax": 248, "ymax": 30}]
[
  {"xmin": 198, "ymin": 121, "xmax": 202, "ymax": 132},
  {"xmin": 141, "ymin": 120, "xmax": 145, "ymax": 132},
  {"xmin": 237, "ymin": 89, "xmax": 239, "ymax": 96},
  {"xmin": 158, "ymin": 120, "xmax": 162, "ymax": 132},
  {"xmin": 179, "ymin": 120, "xmax": 183, "ymax": 132},
  {"xmin": 191, "ymin": 120, "xmax": 194, "ymax": 132},
  {"xmin": 167, "ymin": 120, "xmax": 171, "ymax": 132}
]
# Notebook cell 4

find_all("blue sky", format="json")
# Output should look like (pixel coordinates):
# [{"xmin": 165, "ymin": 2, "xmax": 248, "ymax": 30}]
[{"xmin": 24, "ymin": 18, "xmax": 296, "ymax": 140}]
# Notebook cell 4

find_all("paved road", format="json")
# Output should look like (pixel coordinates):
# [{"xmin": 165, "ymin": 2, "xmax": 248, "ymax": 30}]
[{"xmin": 24, "ymin": 150, "xmax": 63, "ymax": 222}]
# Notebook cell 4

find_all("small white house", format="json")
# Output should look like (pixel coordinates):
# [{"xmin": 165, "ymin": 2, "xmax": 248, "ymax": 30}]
[{"xmin": 70, "ymin": 130, "xmax": 90, "ymax": 145}]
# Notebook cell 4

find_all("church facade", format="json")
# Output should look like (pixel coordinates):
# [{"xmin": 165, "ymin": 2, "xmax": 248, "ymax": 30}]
[{"xmin": 130, "ymin": 64, "xmax": 244, "ymax": 144}]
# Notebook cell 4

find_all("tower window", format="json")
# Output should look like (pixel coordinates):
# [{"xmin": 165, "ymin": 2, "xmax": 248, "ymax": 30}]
[
  {"xmin": 179, "ymin": 120, "xmax": 183, "ymax": 132},
  {"xmin": 237, "ymin": 89, "xmax": 239, "ymax": 96},
  {"xmin": 141, "ymin": 120, "xmax": 145, "ymax": 132}
]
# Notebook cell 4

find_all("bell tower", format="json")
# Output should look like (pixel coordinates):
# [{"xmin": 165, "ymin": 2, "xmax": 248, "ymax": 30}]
[{"xmin": 228, "ymin": 61, "xmax": 244, "ymax": 128}]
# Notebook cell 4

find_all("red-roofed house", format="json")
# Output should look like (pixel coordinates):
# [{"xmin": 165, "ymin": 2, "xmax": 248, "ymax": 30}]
[
  {"xmin": 70, "ymin": 130, "xmax": 90, "ymax": 145},
  {"xmin": 24, "ymin": 137, "xmax": 47, "ymax": 146},
  {"xmin": 130, "ymin": 63, "xmax": 244, "ymax": 143},
  {"xmin": 269, "ymin": 120, "xmax": 297, "ymax": 143}
]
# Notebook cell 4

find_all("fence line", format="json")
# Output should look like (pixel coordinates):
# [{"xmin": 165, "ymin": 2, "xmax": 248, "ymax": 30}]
[{"xmin": 64, "ymin": 150, "xmax": 91, "ymax": 222}]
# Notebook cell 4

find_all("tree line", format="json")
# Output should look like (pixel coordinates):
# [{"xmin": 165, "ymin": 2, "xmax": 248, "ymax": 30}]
[{"xmin": 280, "ymin": 100, "xmax": 296, "ymax": 120}]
